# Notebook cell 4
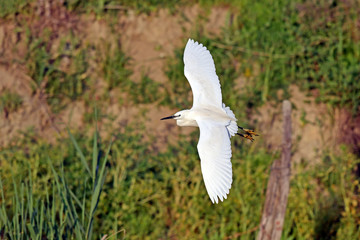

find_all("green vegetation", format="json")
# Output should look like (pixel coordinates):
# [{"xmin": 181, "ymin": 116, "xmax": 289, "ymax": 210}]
[
  {"xmin": 25, "ymin": 31, "xmax": 90, "ymax": 112},
  {"xmin": 101, "ymin": 42, "xmax": 132, "ymax": 91},
  {"xmin": 0, "ymin": 90, "xmax": 23, "ymax": 114},
  {"xmin": 65, "ymin": 0, "xmax": 190, "ymax": 14},
  {"xmin": 234, "ymin": 0, "xmax": 360, "ymax": 113},
  {"xmin": 101, "ymin": 44, "xmax": 162, "ymax": 104},
  {"xmin": 0, "ymin": 127, "xmax": 111, "ymax": 239},
  {"xmin": 128, "ymin": 74, "xmax": 163, "ymax": 104},
  {"xmin": 1, "ymin": 0, "xmax": 360, "ymax": 239},
  {"xmin": 0, "ymin": 0, "xmax": 29, "ymax": 17},
  {"xmin": 166, "ymin": 0, "xmax": 360, "ymax": 114},
  {"xmin": 1, "ymin": 126, "xmax": 359, "ymax": 239}
]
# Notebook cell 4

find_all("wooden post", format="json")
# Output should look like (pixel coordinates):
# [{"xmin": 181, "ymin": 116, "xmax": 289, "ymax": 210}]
[{"xmin": 257, "ymin": 100, "xmax": 292, "ymax": 240}]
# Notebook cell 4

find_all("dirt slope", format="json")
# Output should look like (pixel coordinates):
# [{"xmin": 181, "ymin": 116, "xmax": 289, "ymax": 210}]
[
  {"xmin": 0, "ymin": 4, "xmax": 228, "ymax": 150},
  {"xmin": 1, "ymin": 3, "xmax": 358, "ymax": 162}
]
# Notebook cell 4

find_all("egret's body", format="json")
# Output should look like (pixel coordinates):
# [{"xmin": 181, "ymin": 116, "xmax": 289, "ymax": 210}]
[{"xmin": 161, "ymin": 39, "xmax": 257, "ymax": 204}]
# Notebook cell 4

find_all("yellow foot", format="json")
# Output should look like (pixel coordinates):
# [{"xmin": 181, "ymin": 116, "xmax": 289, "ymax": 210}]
[
  {"xmin": 236, "ymin": 133, "xmax": 255, "ymax": 142},
  {"xmin": 237, "ymin": 126, "xmax": 259, "ymax": 142},
  {"xmin": 238, "ymin": 126, "xmax": 259, "ymax": 136}
]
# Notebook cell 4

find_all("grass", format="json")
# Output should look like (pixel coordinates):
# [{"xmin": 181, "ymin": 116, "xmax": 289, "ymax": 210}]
[
  {"xmin": 0, "ymin": 121, "xmax": 112, "ymax": 239},
  {"xmin": 101, "ymin": 42, "xmax": 132, "ymax": 91},
  {"xmin": 65, "ymin": 0, "xmax": 192, "ymax": 15},
  {"xmin": 25, "ymin": 30, "xmax": 90, "ymax": 113},
  {"xmin": 100, "ymin": 43, "xmax": 162, "ymax": 104},
  {"xmin": 0, "ymin": 0, "xmax": 29, "ymax": 17},
  {"xmin": 232, "ymin": 0, "xmax": 360, "ymax": 113},
  {"xmin": 0, "ymin": 90, "xmax": 23, "ymax": 114},
  {"xmin": 128, "ymin": 74, "xmax": 163, "ymax": 104},
  {"xmin": 1, "ymin": 125, "xmax": 359, "ymax": 239}
]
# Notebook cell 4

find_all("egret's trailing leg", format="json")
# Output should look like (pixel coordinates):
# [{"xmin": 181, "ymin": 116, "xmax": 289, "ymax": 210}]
[
  {"xmin": 238, "ymin": 126, "xmax": 259, "ymax": 136},
  {"xmin": 237, "ymin": 126, "xmax": 259, "ymax": 142},
  {"xmin": 236, "ymin": 133, "xmax": 255, "ymax": 142}
]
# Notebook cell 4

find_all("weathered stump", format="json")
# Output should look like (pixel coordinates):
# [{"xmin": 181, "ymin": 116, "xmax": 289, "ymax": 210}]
[{"xmin": 257, "ymin": 100, "xmax": 292, "ymax": 240}]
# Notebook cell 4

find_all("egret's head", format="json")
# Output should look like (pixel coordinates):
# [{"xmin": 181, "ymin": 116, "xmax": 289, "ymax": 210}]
[
  {"xmin": 160, "ymin": 110, "xmax": 185, "ymax": 121},
  {"xmin": 161, "ymin": 110, "xmax": 193, "ymax": 126}
]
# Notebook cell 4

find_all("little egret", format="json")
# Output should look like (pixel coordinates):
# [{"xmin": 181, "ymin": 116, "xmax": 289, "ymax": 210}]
[{"xmin": 161, "ymin": 39, "xmax": 258, "ymax": 204}]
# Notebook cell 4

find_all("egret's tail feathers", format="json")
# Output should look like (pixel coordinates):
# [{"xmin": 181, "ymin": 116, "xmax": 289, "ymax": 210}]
[
  {"xmin": 223, "ymin": 103, "xmax": 235, "ymax": 118},
  {"xmin": 223, "ymin": 104, "xmax": 238, "ymax": 137}
]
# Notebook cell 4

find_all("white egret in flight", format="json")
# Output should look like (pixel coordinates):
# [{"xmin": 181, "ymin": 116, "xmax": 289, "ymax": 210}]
[{"xmin": 161, "ymin": 39, "xmax": 258, "ymax": 204}]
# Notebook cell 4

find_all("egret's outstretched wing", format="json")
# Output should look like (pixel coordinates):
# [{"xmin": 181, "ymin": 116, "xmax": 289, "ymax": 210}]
[
  {"xmin": 197, "ymin": 119, "xmax": 233, "ymax": 203},
  {"xmin": 184, "ymin": 39, "xmax": 222, "ymax": 108}
]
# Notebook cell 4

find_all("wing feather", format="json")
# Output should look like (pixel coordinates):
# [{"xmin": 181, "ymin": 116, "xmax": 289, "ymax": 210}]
[
  {"xmin": 183, "ymin": 39, "xmax": 222, "ymax": 108},
  {"xmin": 197, "ymin": 119, "xmax": 233, "ymax": 204}
]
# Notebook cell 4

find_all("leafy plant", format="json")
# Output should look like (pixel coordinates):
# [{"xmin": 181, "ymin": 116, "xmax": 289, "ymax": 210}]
[
  {"xmin": 129, "ymin": 74, "xmax": 163, "ymax": 104},
  {"xmin": 0, "ymin": 120, "xmax": 112, "ymax": 239},
  {"xmin": 25, "ymin": 31, "xmax": 90, "ymax": 113},
  {"xmin": 0, "ymin": 0, "xmax": 29, "ymax": 17},
  {"xmin": 64, "ymin": 0, "xmax": 190, "ymax": 15},
  {"xmin": 0, "ymin": 90, "xmax": 23, "ymax": 114},
  {"xmin": 101, "ymin": 42, "xmax": 132, "ymax": 91}
]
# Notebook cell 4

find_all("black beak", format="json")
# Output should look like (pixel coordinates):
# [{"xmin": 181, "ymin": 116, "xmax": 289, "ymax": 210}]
[{"xmin": 160, "ymin": 115, "xmax": 176, "ymax": 120}]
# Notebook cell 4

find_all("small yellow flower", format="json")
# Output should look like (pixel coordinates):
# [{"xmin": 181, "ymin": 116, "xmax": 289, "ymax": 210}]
[{"xmin": 245, "ymin": 68, "xmax": 251, "ymax": 77}]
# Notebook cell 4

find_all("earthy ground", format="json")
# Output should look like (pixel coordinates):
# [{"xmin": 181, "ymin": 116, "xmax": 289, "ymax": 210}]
[
  {"xmin": 1, "ymin": 3, "xmax": 359, "ymax": 163},
  {"xmin": 0, "ymin": 4, "xmax": 227, "ymax": 148}
]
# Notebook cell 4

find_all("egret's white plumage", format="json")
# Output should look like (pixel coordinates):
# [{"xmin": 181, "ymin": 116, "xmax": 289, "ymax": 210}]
[
  {"xmin": 197, "ymin": 120, "xmax": 232, "ymax": 203},
  {"xmin": 161, "ymin": 39, "xmax": 247, "ymax": 204},
  {"xmin": 184, "ymin": 39, "xmax": 222, "ymax": 109}
]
